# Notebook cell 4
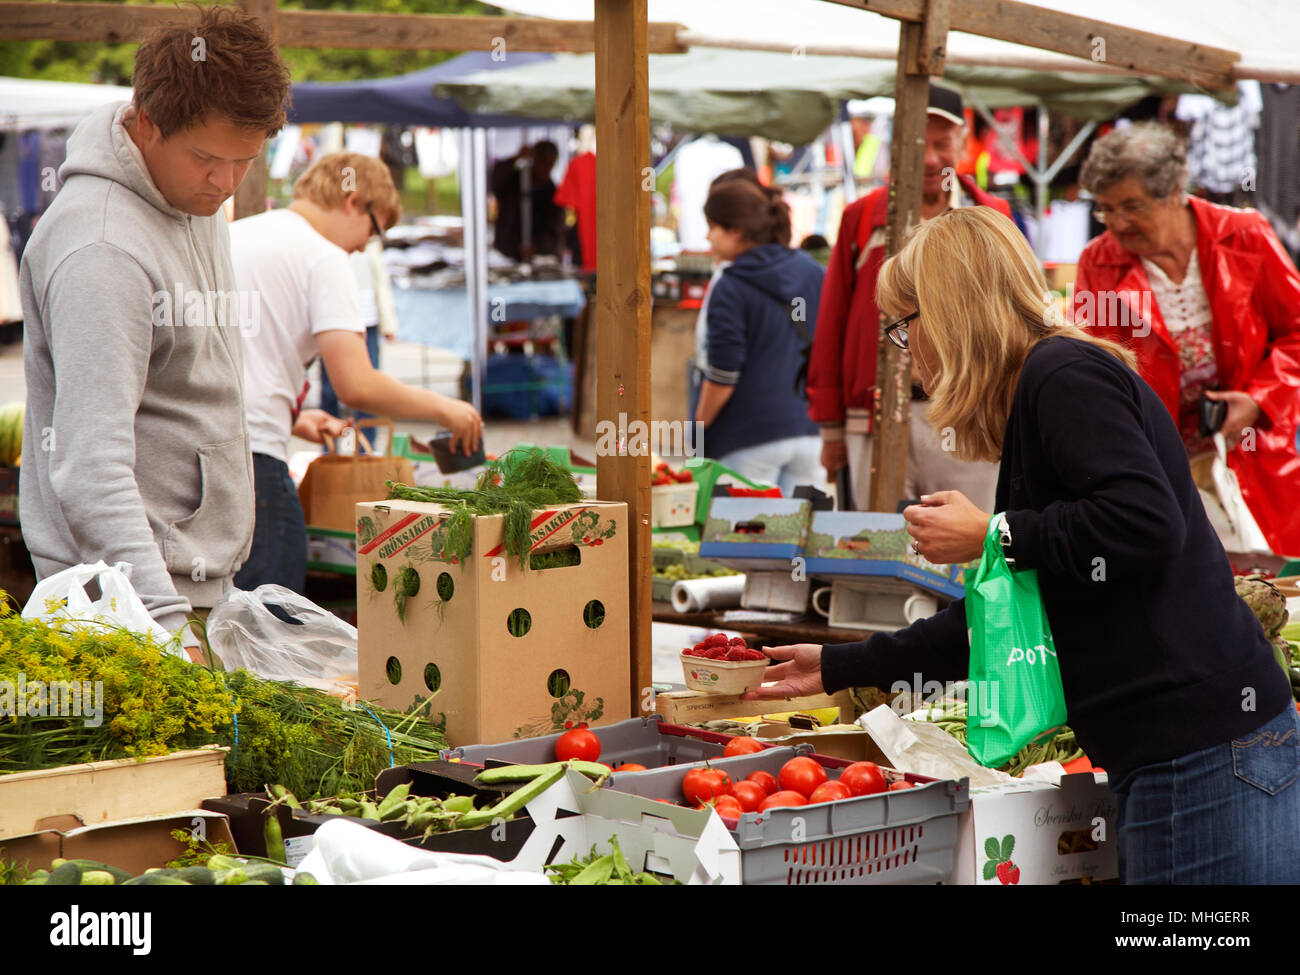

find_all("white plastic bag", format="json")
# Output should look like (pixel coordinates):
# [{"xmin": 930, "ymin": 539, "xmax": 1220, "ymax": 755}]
[
  {"xmin": 1207, "ymin": 432, "xmax": 1271, "ymax": 554},
  {"xmin": 294, "ymin": 819, "xmax": 550, "ymax": 885},
  {"xmin": 205, "ymin": 585, "xmax": 358, "ymax": 699},
  {"xmin": 22, "ymin": 561, "xmax": 180, "ymax": 653}
]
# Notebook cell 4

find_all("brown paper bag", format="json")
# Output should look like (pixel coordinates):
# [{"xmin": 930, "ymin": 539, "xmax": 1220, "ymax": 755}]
[{"xmin": 298, "ymin": 419, "xmax": 416, "ymax": 533}]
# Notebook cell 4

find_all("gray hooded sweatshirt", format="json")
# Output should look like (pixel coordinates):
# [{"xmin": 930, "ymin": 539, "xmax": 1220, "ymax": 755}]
[{"xmin": 19, "ymin": 101, "xmax": 254, "ymax": 635}]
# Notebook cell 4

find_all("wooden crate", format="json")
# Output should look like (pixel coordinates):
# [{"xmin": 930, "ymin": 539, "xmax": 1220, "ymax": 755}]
[{"xmin": 0, "ymin": 747, "xmax": 229, "ymax": 839}]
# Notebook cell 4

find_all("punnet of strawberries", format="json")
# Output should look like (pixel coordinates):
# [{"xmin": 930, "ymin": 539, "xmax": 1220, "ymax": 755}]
[{"xmin": 682, "ymin": 632, "xmax": 767, "ymax": 662}]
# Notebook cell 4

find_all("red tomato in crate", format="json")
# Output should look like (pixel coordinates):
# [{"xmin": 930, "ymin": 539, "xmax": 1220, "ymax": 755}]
[
  {"xmin": 723, "ymin": 736, "xmax": 766, "ymax": 757},
  {"xmin": 615, "ymin": 763, "xmax": 647, "ymax": 772},
  {"xmin": 682, "ymin": 767, "xmax": 732, "ymax": 805},
  {"xmin": 729, "ymin": 780, "xmax": 767, "ymax": 813},
  {"xmin": 839, "ymin": 762, "xmax": 887, "ymax": 796},
  {"xmin": 889, "ymin": 780, "xmax": 915, "ymax": 791},
  {"xmin": 710, "ymin": 796, "xmax": 744, "ymax": 818},
  {"xmin": 746, "ymin": 771, "xmax": 779, "ymax": 796},
  {"xmin": 808, "ymin": 781, "xmax": 853, "ymax": 804},
  {"xmin": 554, "ymin": 728, "xmax": 601, "ymax": 763},
  {"xmin": 759, "ymin": 790, "xmax": 809, "ymax": 811},
  {"xmin": 778, "ymin": 757, "xmax": 828, "ymax": 799}
]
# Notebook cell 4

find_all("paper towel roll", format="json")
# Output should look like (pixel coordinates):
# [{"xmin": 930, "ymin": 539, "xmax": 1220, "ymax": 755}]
[{"xmin": 671, "ymin": 576, "xmax": 746, "ymax": 613}]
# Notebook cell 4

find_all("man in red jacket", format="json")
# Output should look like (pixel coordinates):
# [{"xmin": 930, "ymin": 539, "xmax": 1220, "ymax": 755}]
[{"xmin": 809, "ymin": 85, "xmax": 1012, "ymax": 510}]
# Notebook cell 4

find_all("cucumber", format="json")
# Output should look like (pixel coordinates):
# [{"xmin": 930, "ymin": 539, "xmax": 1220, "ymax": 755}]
[
  {"xmin": 242, "ymin": 863, "xmax": 286, "ymax": 886},
  {"xmin": 292, "ymin": 871, "xmax": 319, "ymax": 885},
  {"xmin": 175, "ymin": 866, "xmax": 216, "ymax": 886},
  {"xmin": 80, "ymin": 870, "xmax": 117, "ymax": 886},
  {"xmin": 69, "ymin": 860, "xmax": 132, "ymax": 884},
  {"xmin": 46, "ymin": 862, "xmax": 83, "ymax": 885},
  {"xmin": 123, "ymin": 874, "xmax": 190, "ymax": 885}
]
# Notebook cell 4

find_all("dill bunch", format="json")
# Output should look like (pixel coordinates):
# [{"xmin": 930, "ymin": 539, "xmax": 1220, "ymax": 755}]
[{"xmin": 386, "ymin": 447, "xmax": 583, "ymax": 569}]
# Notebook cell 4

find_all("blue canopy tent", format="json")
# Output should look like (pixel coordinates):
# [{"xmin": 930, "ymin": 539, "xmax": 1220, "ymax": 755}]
[{"xmin": 288, "ymin": 50, "xmax": 559, "ymax": 127}]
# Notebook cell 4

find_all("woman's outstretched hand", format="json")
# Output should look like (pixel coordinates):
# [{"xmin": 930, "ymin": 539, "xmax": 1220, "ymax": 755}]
[{"xmin": 741, "ymin": 644, "xmax": 826, "ymax": 700}]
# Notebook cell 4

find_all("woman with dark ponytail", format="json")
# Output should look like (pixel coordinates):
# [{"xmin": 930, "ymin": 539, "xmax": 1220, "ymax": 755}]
[{"xmin": 694, "ymin": 180, "xmax": 825, "ymax": 494}]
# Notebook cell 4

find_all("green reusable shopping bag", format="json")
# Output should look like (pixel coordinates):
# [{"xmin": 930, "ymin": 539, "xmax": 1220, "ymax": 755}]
[{"xmin": 965, "ymin": 515, "xmax": 1068, "ymax": 767}]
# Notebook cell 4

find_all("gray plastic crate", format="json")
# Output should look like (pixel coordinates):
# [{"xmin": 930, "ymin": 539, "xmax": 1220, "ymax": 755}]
[
  {"xmin": 606, "ymin": 749, "xmax": 969, "ymax": 885},
  {"xmin": 440, "ymin": 716, "xmax": 730, "ymax": 769}
]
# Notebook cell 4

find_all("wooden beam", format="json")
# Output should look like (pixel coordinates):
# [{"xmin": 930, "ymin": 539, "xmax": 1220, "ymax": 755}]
[
  {"xmin": 913, "ymin": 0, "xmax": 949, "ymax": 76},
  {"xmin": 818, "ymin": 0, "xmax": 1238, "ymax": 90},
  {"xmin": 233, "ymin": 0, "xmax": 276, "ymax": 221},
  {"xmin": 0, "ymin": 3, "xmax": 687, "ymax": 53},
  {"xmin": 277, "ymin": 11, "xmax": 687, "ymax": 54},
  {"xmin": 595, "ymin": 0, "xmax": 653, "ymax": 722},
  {"xmin": 867, "ymin": 19, "xmax": 931, "ymax": 513}
]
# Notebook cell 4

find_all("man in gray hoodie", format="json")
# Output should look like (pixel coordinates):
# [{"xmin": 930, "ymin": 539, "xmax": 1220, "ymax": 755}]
[{"xmin": 18, "ymin": 7, "xmax": 291, "ymax": 644}]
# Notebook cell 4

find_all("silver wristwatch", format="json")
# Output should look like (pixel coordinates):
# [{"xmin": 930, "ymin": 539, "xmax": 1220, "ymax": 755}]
[{"xmin": 997, "ymin": 513, "xmax": 1016, "ymax": 568}]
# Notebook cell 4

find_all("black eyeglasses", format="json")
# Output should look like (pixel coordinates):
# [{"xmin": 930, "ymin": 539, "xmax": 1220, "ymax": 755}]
[
  {"xmin": 367, "ymin": 207, "xmax": 387, "ymax": 245},
  {"xmin": 885, "ymin": 310, "xmax": 919, "ymax": 350}
]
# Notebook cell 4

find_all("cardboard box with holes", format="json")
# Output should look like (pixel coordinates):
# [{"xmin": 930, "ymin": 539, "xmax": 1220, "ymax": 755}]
[{"xmin": 355, "ymin": 498, "xmax": 631, "ymax": 747}]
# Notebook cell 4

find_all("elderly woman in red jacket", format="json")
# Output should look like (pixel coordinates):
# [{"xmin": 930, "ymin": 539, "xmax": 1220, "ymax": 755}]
[{"xmin": 1073, "ymin": 122, "xmax": 1300, "ymax": 555}]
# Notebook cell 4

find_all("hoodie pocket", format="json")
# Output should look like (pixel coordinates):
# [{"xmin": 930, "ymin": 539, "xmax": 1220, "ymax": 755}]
[{"xmin": 164, "ymin": 437, "xmax": 253, "ymax": 580}]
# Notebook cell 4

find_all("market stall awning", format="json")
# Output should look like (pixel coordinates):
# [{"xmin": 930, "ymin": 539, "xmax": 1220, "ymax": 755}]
[
  {"xmin": 431, "ymin": 46, "xmax": 1196, "ymax": 145},
  {"xmin": 0, "ymin": 76, "xmax": 133, "ymax": 130}
]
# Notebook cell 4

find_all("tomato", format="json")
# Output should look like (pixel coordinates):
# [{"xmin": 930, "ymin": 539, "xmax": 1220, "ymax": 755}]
[
  {"xmin": 888, "ymin": 780, "xmax": 915, "ymax": 791},
  {"xmin": 723, "ymin": 736, "xmax": 766, "ymax": 757},
  {"xmin": 711, "ymin": 796, "xmax": 744, "ymax": 818},
  {"xmin": 746, "ymin": 770, "xmax": 779, "ymax": 796},
  {"xmin": 759, "ymin": 790, "xmax": 808, "ymax": 811},
  {"xmin": 554, "ymin": 728, "xmax": 601, "ymax": 763},
  {"xmin": 614, "ymin": 763, "xmax": 647, "ymax": 772},
  {"xmin": 839, "ymin": 761, "xmax": 887, "ymax": 797},
  {"xmin": 808, "ymin": 781, "xmax": 853, "ymax": 804},
  {"xmin": 729, "ymin": 780, "xmax": 767, "ymax": 813},
  {"xmin": 778, "ymin": 757, "xmax": 828, "ymax": 798},
  {"xmin": 682, "ymin": 767, "xmax": 732, "ymax": 805}
]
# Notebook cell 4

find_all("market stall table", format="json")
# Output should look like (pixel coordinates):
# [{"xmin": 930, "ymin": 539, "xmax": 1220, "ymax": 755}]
[{"xmin": 392, "ymin": 277, "xmax": 586, "ymax": 359}]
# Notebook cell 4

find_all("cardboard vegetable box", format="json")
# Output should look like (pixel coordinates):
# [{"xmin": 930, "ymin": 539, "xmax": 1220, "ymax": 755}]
[{"xmin": 355, "ymin": 498, "xmax": 631, "ymax": 747}]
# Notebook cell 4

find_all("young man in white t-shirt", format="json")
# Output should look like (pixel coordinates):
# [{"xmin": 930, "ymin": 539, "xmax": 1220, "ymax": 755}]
[{"xmin": 230, "ymin": 152, "xmax": 483, "ymax": 593}]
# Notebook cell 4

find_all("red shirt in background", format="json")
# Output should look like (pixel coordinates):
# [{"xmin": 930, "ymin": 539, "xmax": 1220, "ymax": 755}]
[{"xmin": 555, "ymin": 151, "xmax": 597, "ymax": 272}]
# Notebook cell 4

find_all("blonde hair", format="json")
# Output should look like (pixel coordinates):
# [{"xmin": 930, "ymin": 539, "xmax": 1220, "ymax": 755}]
[
  {"xmin": 293, "ymin": 152, "xmax": 402, "ymax": 228},
  {"xmin": 876, "ymin": 207, "xmax": 1135, "ymax": 462}
]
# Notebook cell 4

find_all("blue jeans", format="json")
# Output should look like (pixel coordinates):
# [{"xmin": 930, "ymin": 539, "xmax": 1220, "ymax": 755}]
[
  {"xmin": 234, "ymin": 454, "xmax": 307, "ymax": 595},
  {"xmin": 1112, "ymin": 703, "xmax": 1300, "ymax": 884}
]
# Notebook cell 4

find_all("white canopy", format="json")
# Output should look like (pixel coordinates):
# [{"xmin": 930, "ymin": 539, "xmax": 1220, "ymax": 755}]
[
  {"xmin": 0, "ymin": 76, "xmax": 132, "ymax": 130},
  {"xmin": 493, "ymin": 0, "xmax": 1300, "ymax": 81}
]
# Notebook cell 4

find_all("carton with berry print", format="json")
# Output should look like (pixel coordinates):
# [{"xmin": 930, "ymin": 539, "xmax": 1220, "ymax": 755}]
[{"xmin": 949, "ymin": 772, "xmax": 1118, "ymax": 884}]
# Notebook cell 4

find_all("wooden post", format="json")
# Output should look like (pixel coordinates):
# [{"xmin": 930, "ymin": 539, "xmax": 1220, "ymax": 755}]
[
  {"xmin": 867, "ymin": 19, "xmax": 933, "ymax": 512},
  {"xmin": 595, "ymin": 0, "xmax": 653, "ymax": 720},
  {"xmin": 233, "ymin": 0, "xmax": 278, "ymax": 220}
]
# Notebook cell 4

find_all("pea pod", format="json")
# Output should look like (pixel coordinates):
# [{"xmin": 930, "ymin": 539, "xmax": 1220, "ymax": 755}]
[
  {"xmin": 458, "ymin": 762, "xmax": 567, "ymax": 830},
  {"xmin": 474, "ymin": 760, "xmax": 609, "ymax": 785},
  {"xmin": 442, "ymin": 795, "xmax": 475, "ymax": 814},
  {"xmin": 263, "ymin": 809, "xmax": 287, "ymax": 863},
  {"xmin": 377, "ymin": 782, "xmax": 411, "ymax": 820}
]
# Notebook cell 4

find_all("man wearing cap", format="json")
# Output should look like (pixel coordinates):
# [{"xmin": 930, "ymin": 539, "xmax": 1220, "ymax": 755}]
[{"xmin": 808, "ymin": 85, "xmax": 1012, "ymax": 511}]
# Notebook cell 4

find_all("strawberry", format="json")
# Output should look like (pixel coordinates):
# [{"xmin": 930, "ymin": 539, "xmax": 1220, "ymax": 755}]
[
  {"xmin": 674, "ymin": 470, "xmax": 694, "ymax": 482},
  {"xmin": 995, "ymin": 860, "xmax": 1020, "ymax": 885}
]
